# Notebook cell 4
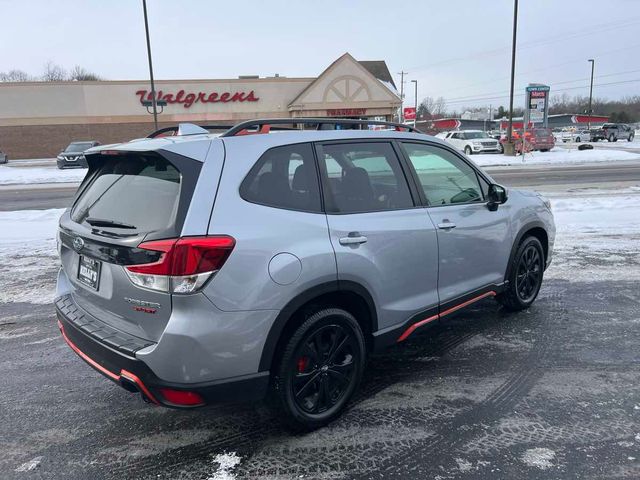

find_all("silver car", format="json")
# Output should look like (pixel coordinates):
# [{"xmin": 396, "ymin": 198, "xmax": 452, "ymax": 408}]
[{"xmin": 55, "ymin": 119, "xmax": 555, "ymax": 430}]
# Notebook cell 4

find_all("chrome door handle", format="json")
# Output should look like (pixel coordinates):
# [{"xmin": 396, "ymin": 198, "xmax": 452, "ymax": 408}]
[
  {"xmin": 437, "ymin": 222, "xmax": 456, "ymax": 230},
  {"xmin": 339, "ymin": 234, "xmax": 368, "ymax": 245}
]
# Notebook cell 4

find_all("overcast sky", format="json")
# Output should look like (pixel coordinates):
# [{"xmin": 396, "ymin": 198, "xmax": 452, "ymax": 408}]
[{"xmin": 1, "ymin": 0, "xmax": 639, "ymax": 111}]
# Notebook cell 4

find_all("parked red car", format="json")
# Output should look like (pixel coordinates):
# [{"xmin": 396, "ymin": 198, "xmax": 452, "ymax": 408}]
[{"xmin": 501, "ymin": 128, "xmax": 555, "ymax": 153}]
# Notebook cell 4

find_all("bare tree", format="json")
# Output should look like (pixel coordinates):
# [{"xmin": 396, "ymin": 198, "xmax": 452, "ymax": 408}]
[
  {"xmin": 69, "ymin": 65, "xmax": 101, "ymax": 81},
  {"xmin": 42, "ymin": 61, "xmax": 67, "ymax": 81},
  {"xmin": 417, "ymin": 96, "xmax": 446, "ymax": 119},
  {"xmin": 0, "ymin": 69, "xmax": 32, "ymax": 82}
]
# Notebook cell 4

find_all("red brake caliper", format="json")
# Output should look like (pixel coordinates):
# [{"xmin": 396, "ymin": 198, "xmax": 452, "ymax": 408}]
[{"xmin": 297, "ymin": 356, "xmax": 308, "ymax": 373}]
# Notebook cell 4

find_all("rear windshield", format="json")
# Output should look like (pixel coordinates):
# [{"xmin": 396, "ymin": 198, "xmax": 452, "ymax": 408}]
[
  {"xmin": 71, "ymin": 154, "xmax": 181, "ymax": 235},
  {"xmin": 534, "ymin": 129, "xmax": 551, "ymax": 135},
  {"xmin": 65, "ymin": 142, "xmax": 94, "ymax": 153}
]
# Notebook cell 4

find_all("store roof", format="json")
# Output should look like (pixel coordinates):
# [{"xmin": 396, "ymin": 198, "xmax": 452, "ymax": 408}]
[{"xmin": 358, "ymin": 61, "xmax": 397, "ymax": 90}]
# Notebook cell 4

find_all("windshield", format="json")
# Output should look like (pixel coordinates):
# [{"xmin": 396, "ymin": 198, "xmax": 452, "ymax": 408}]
[
  {"xmin": 65, "ymin": 142, "xmax": 94, "ymax": 153},
  {"xmin": 465, "ymin": 132, "xmax": 489, "ymax": 139},
  {"xmin": 71, "ymin": 154, "xmax": 182, "ymax": 235}
]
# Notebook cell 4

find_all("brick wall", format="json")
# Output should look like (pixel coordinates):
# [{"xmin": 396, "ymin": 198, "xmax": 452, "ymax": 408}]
[{"xmin": 0, "ymin": 121, "xmax": 183, "ymax": 159}]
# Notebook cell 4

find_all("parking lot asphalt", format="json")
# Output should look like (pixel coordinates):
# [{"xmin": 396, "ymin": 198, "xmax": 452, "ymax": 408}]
[{"xmin": 1, "ymin": 275, "xmax": 639, "ymax": 479}]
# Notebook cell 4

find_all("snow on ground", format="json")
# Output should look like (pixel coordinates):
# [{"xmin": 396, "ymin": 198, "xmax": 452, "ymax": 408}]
[
  {"xmin": 0, "ymin": 165, "xmax": 86, "ymax": 185},
  {"xmin": 544, "ymin": 187, "xmax": 640, "ymax": 282},
  {"xmin": 0, "ymin": 209, "xmax": 63, "ymax": 304},
  {"xmin": 473, "ymin": 147, "xmax": 640, "ymax": 167}
]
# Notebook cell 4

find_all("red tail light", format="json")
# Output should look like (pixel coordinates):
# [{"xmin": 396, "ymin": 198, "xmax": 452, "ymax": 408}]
[{"xmin": 125, "ymin": 236, "xmax": 235, "ymax": 294}]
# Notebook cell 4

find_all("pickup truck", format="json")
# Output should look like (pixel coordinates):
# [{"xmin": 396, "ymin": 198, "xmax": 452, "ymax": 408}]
[{"xmin": 591, "ymin": 123, "xmax": 635, "ymax": 142}]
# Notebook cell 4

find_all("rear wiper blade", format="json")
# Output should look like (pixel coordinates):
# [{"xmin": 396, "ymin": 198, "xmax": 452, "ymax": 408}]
[{"xmin": 85, "ymin": 217, "xmax": 136, "ymax": 229}]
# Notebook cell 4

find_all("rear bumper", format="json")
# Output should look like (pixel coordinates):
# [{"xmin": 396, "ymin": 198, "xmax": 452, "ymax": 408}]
[{"xmin": 55, "ymin": 296, "xmax": 270, "ymax": 408}]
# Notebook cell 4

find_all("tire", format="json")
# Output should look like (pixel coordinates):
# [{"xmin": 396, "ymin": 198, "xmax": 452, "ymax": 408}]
[
  {"xmin": 464, "ymin": 146, "xmax": 473, "ymax": 155},
  {"xmin": 496, "ymin": 236, "xmax": 545, "ymax": 311},
  {"xmin": 540, "ymin": 149, "xmax": 549, "ymax": 152},
  {"xmin": 270, "ymin": 307, "xmax": 366, "ymax": 431},
  {"xmin": 629, "ymin": 135, "xmax": 634, "ymax": 142},
  {"xmin": 575, "ymin": 137, "xmax": 581, "ymax": 143},
  {"xmin": 608, "ymin": 135, "xmax": 614, "ymax": 142},
  {"xmin": 614, "ymin": 137, "xmax": 618, "ymax": 142}
]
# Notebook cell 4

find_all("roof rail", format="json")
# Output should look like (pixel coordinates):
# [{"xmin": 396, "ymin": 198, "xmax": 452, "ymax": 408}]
[{"xmin": 220, "ymin": 118, "xmax": 420, "ymax": 137}]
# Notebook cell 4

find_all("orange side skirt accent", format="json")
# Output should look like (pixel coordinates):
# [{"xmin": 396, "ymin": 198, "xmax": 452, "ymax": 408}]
[{"xmin": 397, "ymin": 291, "xmax": 496, "ymax": 343}]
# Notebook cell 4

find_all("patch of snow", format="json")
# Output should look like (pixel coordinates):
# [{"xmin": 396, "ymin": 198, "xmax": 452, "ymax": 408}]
[
  {"xmin": 15, "ymin": 456, "xmax": 43, "ymax": 472},
  {"xmin": 472, "ymin": 147, "xmax": 640, "ymax": 167},
  {"xmin": 0, "ymin": 209, "xmax": 63, "ymax": 304},
  {"xmin": 455, "ymin": 458, "xmax": 473, "ymax": 472},
  {"xmin": 208, "ymin": 452, "xmax": 241, "ymax": 480},
  {"xmin": 521, "ymin": 447, "xmax": 555, "ymax": 470},
  {"xmin": 545, "ymin": 191, "xmax": 640, "ymax": 282},
  {"xmin": 0, "ymin": 165, "xmax": 86, "ymax": 185}
]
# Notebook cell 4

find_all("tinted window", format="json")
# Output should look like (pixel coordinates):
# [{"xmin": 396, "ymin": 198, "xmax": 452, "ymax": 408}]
[
  {"xmin": 66, "ymin": 142, "xmax": 95, "ymax": 153},
  {"xmin": 72, "ymin": 154, "xmax": 182, "ymax": 234},
  {"xmin": 319, "ymin": 142, "xmax": 413, "ymax": 213},
  {"xmin": 465, "ymin": 131, "xmax": 488, "ymax": 139},
  {"xmin": 401, "ymin": 142, "xmax": 484, "ymax": 206},
  {"xmin": 240, "ymin": 143, "xmax": 321, "ymax": 212}
]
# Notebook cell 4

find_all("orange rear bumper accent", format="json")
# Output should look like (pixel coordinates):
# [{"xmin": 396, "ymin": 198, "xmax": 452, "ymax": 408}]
[{"xmin": 57, "ymin": 320, "xmax": 160, "ymax": 405}]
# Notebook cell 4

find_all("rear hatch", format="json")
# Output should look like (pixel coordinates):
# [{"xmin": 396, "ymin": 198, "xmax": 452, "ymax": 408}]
[{"xmin": 59, "ymin": 150, "xmax": 202, "ymax": 342}]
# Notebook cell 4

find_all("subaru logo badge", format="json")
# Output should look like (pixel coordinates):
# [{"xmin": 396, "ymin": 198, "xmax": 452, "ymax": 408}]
[{"xmin": 73, "ymin": 237, "xmax": 85, "ymax": 252}]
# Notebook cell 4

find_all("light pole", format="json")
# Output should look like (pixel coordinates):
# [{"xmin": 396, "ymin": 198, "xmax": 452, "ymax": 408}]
[
  {"xmin": 142, "ymin": 0, "xmax": 158, "ymax": 131},
  {"xmin": 411, "ymin": 80, "xmax": 418, "ymax": 128},
  {"xmin": 587, "ymin": 59, "xmax": 595, "ymax": 130},
  {"xmin": 505, "ymin": 0, "xmax": 519, "ymax": 155},
  {"xmin": 398, "ymin": 71, "xmax": 407, "ymax": 123}
]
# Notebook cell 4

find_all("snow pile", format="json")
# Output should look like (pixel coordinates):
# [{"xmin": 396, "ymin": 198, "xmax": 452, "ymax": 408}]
[
  {"xmin": 207, "ymin": 452, "xmax": 241, "ymax": 480},
  {"xmin": 521, "ymin": 447, "xmax": 556, "ymax": 470},
  {"xmin": 546, "ymin": 190, "xmax": 640, "ymax": 282},
  {"xmin": 0, "ymin": 209, "xmax": 63, "ymax": 304},
  {"xmin": 473, "ymin": 147, "xmax": 640, "ymax": 167},
  {"xmin": 0, "ymin": 165, "xmax": 86, "ymax": 185}
]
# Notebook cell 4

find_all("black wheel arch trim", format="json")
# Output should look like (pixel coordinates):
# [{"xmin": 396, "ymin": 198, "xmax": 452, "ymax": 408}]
[
  {"xmin": 258, "ymin": 280, "xmax": 378, "ymax": 372},
  {"xmin": 506, "ymin": 221, "xmax": 549, "ymax": 280}
]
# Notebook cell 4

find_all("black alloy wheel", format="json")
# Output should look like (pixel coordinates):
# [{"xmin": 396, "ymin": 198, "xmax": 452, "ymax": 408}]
[
  {"xmin": 516, "ymin": 244, "xmax": 543, "ymax": 302},
  {"xmin": 496, "ymin": 235, "xmax": 545, "ymax": 311},
  {"xmin": 272, "ymin": 308, "xmax": 365, "ymax": 431},
  {"xmin": 292, "ymin": 324, "xmax": 358, "ymax": 415}
]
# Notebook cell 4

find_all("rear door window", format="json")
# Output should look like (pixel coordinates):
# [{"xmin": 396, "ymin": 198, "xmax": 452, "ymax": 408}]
[
  {"xmin": 240, "ymin": 143, "xmax": 321, "ymax": 212},
  {"xmin": 318, "ymin": 142, "xmax": 414, "ymax": 213},
  {"xmin": 71, "ymin": 154, "xmax": 182, "ymax": 235}
]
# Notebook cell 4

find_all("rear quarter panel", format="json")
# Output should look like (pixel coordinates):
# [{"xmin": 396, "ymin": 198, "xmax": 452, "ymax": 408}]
[{"xmin": 202, "ymin": 137, "xmax": 338, "ymax": 312}]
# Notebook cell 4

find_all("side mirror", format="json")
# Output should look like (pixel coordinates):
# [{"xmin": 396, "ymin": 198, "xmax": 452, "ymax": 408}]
[{"xmin": 487, "ymin": 184, "xmax": 508, "ymax": 211}]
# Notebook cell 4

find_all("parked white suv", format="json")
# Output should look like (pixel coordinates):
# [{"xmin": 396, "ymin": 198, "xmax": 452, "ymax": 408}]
[{"xmin": 437, "ymin": 130, "xmax": 502, "ymax": 154}]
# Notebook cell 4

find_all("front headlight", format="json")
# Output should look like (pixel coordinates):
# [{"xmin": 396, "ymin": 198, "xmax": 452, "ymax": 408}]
[{"xmin": 472, "ymin": 141, "xmax": 482, "ymax": 146}]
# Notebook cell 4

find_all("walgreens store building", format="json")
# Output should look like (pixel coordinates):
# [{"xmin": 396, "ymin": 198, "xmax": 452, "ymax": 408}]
[{"xmin": 0, "ymin": 53, "xmax": 400, "ymax": 158}]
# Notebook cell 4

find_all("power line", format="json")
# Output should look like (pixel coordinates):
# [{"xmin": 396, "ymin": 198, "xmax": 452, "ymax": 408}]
[
  {"xmin": 407, "ymin": 16, "xmax": 640, "ymax": 74},
  {"xmin": 432, "ymin": 42, "xmax": 640, "ymax": 99},
  {"xmin": 441, "ymin": 78, "xmax": 640, "ymax": 107},
  {"xmin": 440, "ymin": 68, "xmax": 640, "ymax": 104}
]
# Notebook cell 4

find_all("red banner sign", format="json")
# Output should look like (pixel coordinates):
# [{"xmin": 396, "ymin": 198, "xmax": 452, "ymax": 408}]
[
  {"xmin": 135, "ymin": 89, "xmax": 259, "ymax": 109},
  {"xmin": 326, "ymin": 108, "xmax": 367, "ymax": 117},
  {"xmin": 403, "ymin": 107, "xmax": 416, "ymax": 120}
]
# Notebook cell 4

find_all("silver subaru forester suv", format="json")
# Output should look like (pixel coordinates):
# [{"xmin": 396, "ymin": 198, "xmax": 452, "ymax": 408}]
[{"xmin": 56, "ymin": 119, "xmax": 555, "ymax": 430}]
